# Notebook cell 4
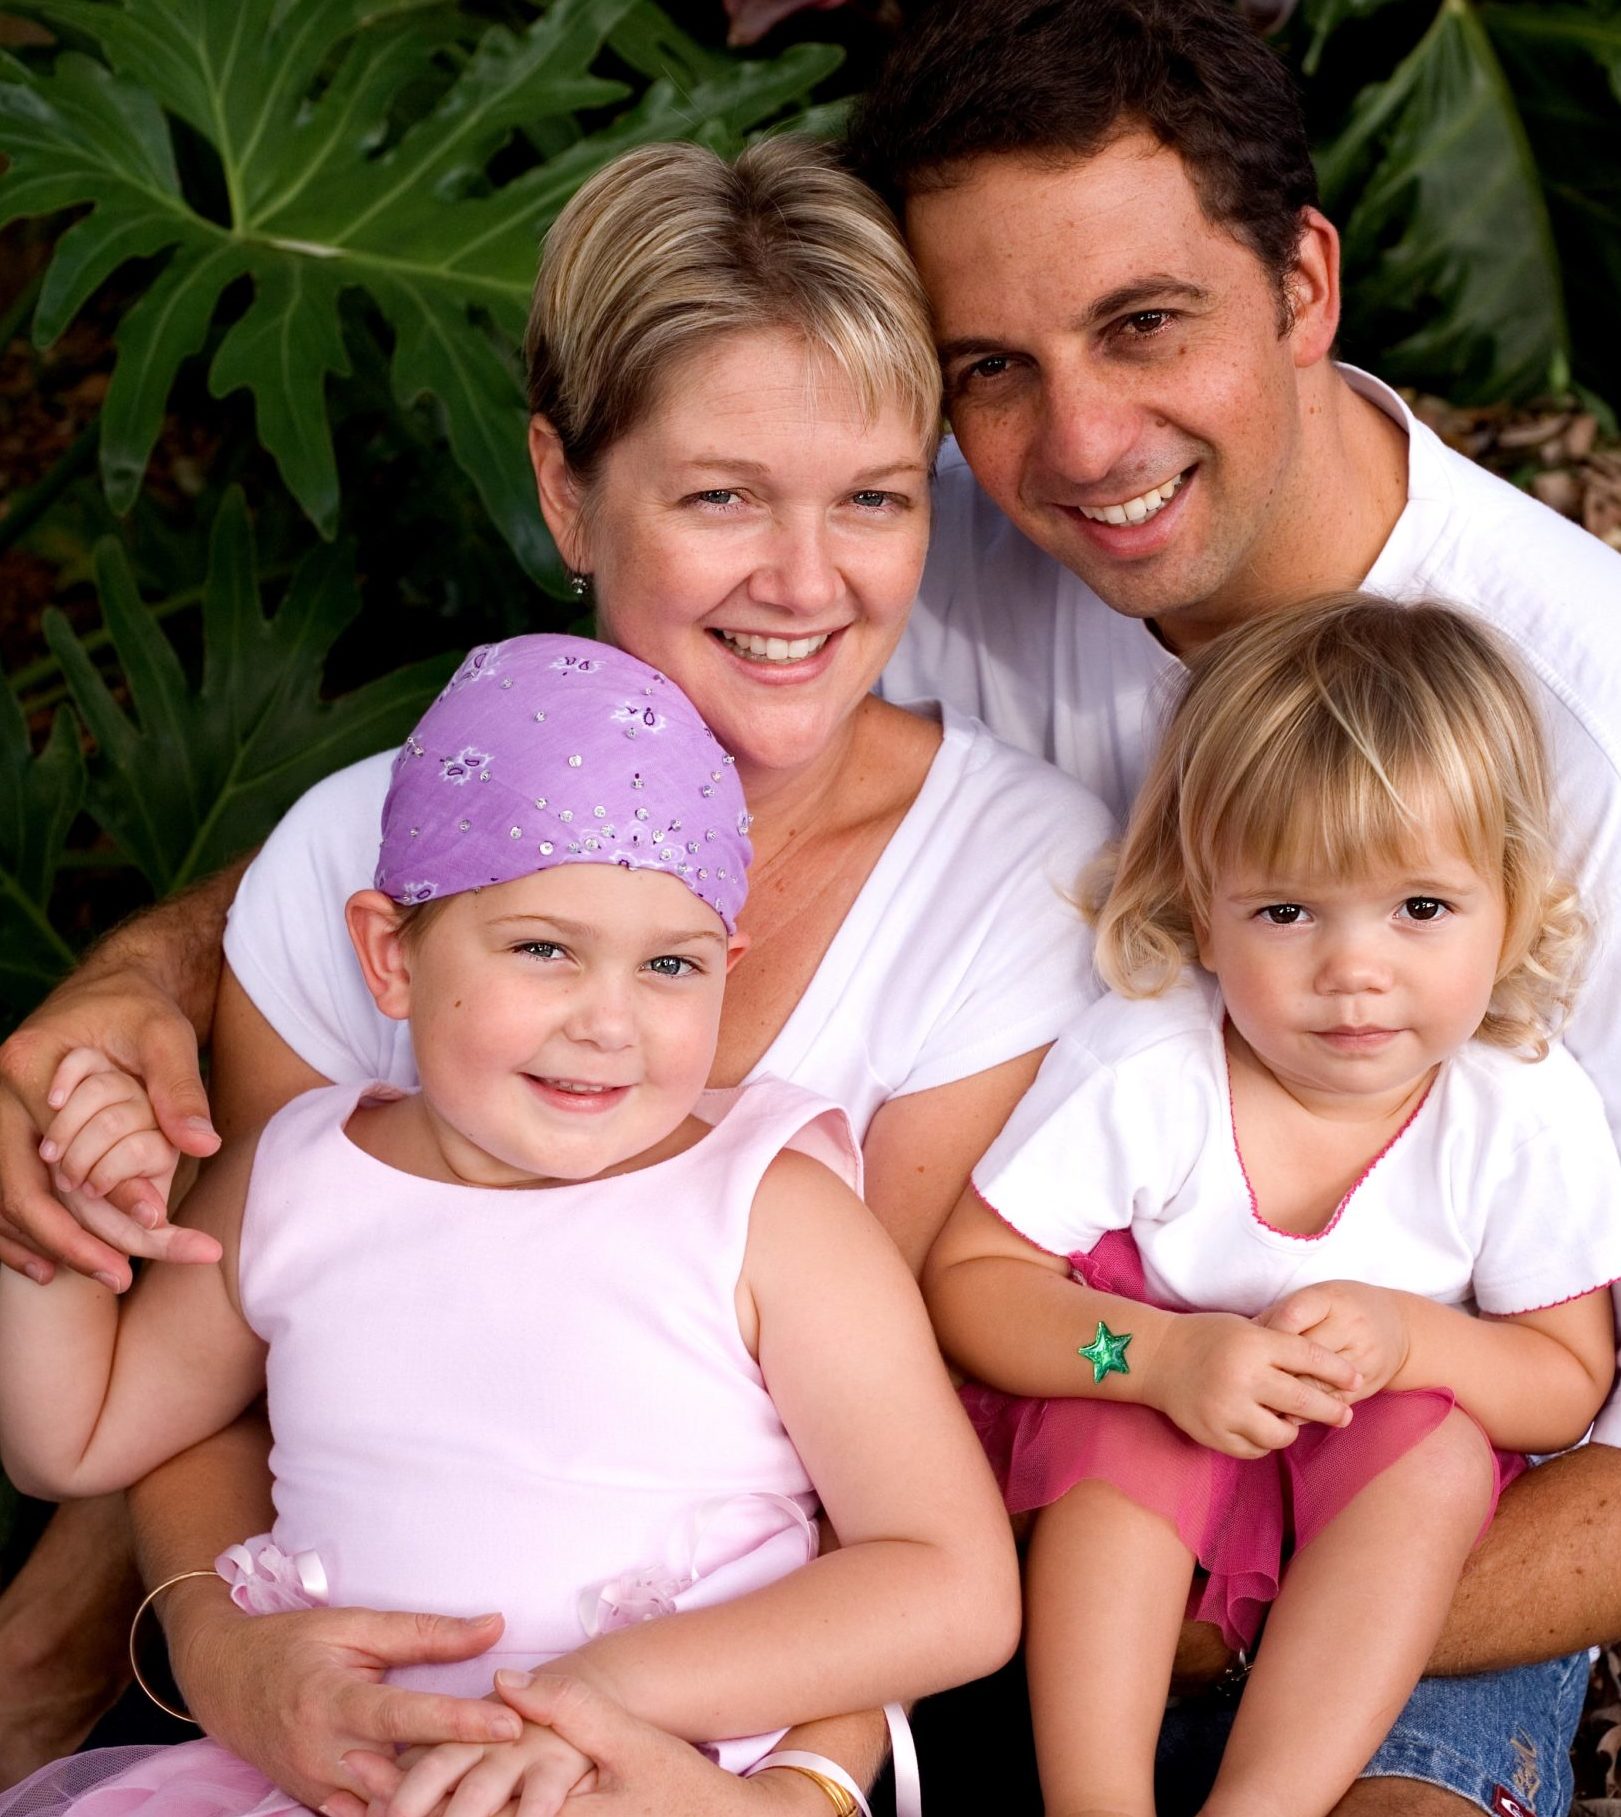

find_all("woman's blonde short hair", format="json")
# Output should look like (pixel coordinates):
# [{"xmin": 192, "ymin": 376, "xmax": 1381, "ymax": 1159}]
[
  {"xmin": 1087, "ymin": 593, "xmax": 1585, "ymax": 1058},
  {"xmin": 524, "ymin": 137, "xmax": 941, "ymax": 483}
]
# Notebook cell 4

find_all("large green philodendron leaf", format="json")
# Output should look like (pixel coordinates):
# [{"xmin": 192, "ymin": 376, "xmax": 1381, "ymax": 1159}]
[
  {"xmin": 45, "ymin": 489, "xmax": 454, "ymax": 895},
  {"xmin": 0, "ymin": 680, "xmax": 85, "ymax": 1018},
  {"xmin": 1317, "ymin": 0, "xmax": 1568, "ymax": 403},
  {"xmin": 0, "ymin": 1, "xmax": 842, "ymax": 579},
  {"xmin": 1483, "ymin": 2, "xmax": 1621, "ymax": 410}
]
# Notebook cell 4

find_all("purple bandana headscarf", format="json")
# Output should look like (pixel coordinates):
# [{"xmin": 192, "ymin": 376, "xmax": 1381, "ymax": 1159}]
[{"xmin": 375, "ymin": 635, "xmax": 751, "ymax": 932}]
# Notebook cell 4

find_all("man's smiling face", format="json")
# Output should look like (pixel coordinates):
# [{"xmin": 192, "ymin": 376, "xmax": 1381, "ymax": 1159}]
[{"xmin": 906, "ymin": 133, "xmax": 1339, "ymax": 640}]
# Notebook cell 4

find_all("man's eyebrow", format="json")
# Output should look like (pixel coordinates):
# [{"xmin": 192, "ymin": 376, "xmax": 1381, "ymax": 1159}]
[
  {"xmin": 1081, "ymin": 278, "xmax": 1211, "ymax": 327},
  {"xmin": 936, "ymin": 278, "xmax": 1212, "ymax": 365}
]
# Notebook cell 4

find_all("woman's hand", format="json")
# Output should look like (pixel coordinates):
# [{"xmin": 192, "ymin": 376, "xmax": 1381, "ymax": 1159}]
[
  {"xmin": 166, "ymin": 1585, "xmax": 523, "ymax": 1812},
  {"xmin": 1150, "ymin": 1309, "xmax": 1361, "ymax": 1457},
  {"xmin": 1259, "ymin": 1279, "xmax": 1412, "ymax": 1401}
]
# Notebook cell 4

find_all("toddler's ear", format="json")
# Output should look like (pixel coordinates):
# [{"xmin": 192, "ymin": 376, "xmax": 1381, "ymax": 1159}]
[{"xmin": 346, "ymin": 890, "xmax": 415, "ymax": 1021}]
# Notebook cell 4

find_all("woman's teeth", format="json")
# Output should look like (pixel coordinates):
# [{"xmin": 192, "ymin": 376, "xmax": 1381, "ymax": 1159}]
[
  {"xmin": 716, "ymin": 630, "xmax": 831, "ymax": 663},
  {"xmin": 1078, "ymin": 471, "xmax": 1186, "ymax": 526}
]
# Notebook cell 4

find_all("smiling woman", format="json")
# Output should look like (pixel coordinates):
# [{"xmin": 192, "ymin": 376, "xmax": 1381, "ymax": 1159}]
[{"xmin": 0, "ymin": 137, "xmax": 1115, "ymax": 1814}]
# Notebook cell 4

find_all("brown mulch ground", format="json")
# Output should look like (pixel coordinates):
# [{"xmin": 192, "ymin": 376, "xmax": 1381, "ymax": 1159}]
[{"xmin": 1404, "ymin": 391, "xmax": 1621, "ymax": 553}]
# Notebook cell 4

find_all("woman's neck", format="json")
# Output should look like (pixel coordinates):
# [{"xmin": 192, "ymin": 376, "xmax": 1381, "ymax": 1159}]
[{"xmin": 734, "ymin": 696, "xmax": 888, "ymax": 866}]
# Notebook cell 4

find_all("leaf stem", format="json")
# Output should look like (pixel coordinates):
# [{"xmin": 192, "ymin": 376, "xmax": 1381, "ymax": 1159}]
[
  {"xmin": 0, "ymin": 422, "xmax": 101, "ymax": 561},
  {"xmin": 0, "ymin": 269, "xmax": 45, "ymax": 354}
]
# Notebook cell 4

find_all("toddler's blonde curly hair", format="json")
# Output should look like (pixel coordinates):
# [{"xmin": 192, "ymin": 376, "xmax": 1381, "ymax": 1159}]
[{"xmin": 1086, "ymin": 594, "xmax": 1585, "ymax": 1059}]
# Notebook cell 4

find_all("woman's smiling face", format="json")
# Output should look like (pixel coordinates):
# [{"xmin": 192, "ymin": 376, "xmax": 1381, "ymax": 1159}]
[{"xmin": 532, "ymin": 327, "xmax": 934, "ymax": 780}]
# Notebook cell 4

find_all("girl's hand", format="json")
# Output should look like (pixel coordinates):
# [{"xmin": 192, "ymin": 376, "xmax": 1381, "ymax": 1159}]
[
  {"xmin": 356, "ymin": 1703, "xmax": 594, "ymax": 1817},
  {"xmin": 38, "ymin": 1050, "xmax": 192, "ymax": 1248},
  {"xmin": 1259, "ymin": 1280, "xmax": 1411, "ymax": 1400},
  {"xmin": 1151, "ymin": 1309, "xmax": 1360, "ymax": 1457}
]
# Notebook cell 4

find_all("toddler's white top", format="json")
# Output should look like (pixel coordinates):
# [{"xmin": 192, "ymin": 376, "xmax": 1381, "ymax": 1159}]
[{"xmin": 973, "ymin": 974, "xmax": 1621, "ymax": 1321}]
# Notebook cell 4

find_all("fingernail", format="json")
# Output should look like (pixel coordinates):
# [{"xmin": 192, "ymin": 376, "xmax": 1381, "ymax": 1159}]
[
  {"xmin": 183, "ymin": 1116, "xmax": 218, "ymax": 1140},
  {"xmin": 38, "ymin": 1139, "xmax": 58, "ymax": 1162},
  {"xmin": 23, "ymin": 1262, "xmax": 50, "ymax": 1285},
  {"xmin": 493, "ymin": 1668, "xmax": 533, "ymax": 1688},
  {"xmin": 94, "ymin": 1271, "xmax": 123, "ymax": 1293},
  {"xmin": 46, "ymin": 1089, "xmax": 65, "ymax": 1109},
  {"xmin": 492, "ymin": 1715, "xmax": 522, "ymax": 1739}
]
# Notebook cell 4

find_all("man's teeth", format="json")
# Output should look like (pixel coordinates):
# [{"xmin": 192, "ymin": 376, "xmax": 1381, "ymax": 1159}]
[
  {"xmin": 717, "ymin": 630, "xmax": 831, "ymax": 663},
  {"xmin": 1078, "ymin": 472, "xmax": 1186, "ymax": 526}
]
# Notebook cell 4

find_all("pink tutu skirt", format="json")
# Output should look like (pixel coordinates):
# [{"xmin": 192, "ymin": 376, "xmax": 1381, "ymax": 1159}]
[
  {"xmin": 960, "ymin": 1231, "xmax": 1525, "ymax": 1651},
  {"xmin": 0, "ymin": 1744, "xmax": 301, "ymax": 1817}
]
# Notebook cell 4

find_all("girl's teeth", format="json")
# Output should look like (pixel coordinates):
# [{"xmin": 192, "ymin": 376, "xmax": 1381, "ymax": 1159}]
[
  {"xmin": 718, "ymin": 630, "xmax": 831, "ymax": 663},
  {"xmin": 1079, "ymin": 471, "xmax": 1186, "ymax": 526},
  {"xmin": 547, "ymin": 1080, "xmax": 611, "ymax": 1094}
]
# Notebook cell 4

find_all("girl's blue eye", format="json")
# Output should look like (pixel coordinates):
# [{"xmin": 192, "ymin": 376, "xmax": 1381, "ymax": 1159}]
[
  {"xmin": 1403, "ymin": 897, "xmax": 1448, "ymax": 922},
  {"xmin": 645, "ymin": 954, "xmax": 698, "ymax": 978},
  {"xmin": 1259, "ymin": 903, "xmax": 1305, "ymax": 925},
  {"xmin": 516, "ymin": 941, "xmax": 564, "ymax": 960}
]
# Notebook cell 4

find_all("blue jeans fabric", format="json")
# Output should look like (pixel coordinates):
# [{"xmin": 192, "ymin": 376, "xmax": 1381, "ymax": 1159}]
[{"xmin": 1155, "ymin": 1651, "xmax": 1589, "ymax": 1815}]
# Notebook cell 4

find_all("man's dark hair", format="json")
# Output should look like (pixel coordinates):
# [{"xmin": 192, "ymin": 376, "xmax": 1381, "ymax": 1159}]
[{"xmin": 845, "ymin": 0, "xmax": 1319, "ymax": 297}]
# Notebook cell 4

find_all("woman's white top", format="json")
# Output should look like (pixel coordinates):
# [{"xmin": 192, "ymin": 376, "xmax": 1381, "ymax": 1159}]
[
  {"xmin": 224, "ymin": 704, "xmax": 1114, "ymax": 1140},
  {"xmin": 974, "ymin": 973, "xmax": 1621, "ymax": 1319}
]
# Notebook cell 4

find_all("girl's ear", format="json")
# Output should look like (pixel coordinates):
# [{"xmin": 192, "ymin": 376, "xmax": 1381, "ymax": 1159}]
[
  {"xmin": 528, "ymin": 414, "xmax": 589, "ymax": 572},
  {"xmin": 347, "ymin": 890, "xmax": 415, "ymax": 1022},
  {"xmin": 1192, "ymin": 914, "xmax": 1215, "ymax": 975},
  {"xmin": 724, "ymin": 929, "xmax": 751, "ymax": 975}
]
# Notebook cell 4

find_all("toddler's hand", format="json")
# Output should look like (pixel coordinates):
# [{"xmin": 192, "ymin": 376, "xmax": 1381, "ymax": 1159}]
[
  {"xmin": 366, "ymin": 1711, "xmax": 595, "ymax": 1817},
  {"xmin": 1260, "ymin": 1280, "xmax": 1410, "ymax": 1400},
  {"xmin": 1153, "ymin": 1309, "xmax": 1360, "ymax": 1458},
  {"xmin": 38, "ymin": 1048, "xmax": 194, "ymax": 1246}
]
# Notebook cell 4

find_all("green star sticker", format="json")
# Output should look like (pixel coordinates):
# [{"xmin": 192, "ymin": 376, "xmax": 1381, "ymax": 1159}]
[{"xmin": 1078, "ymin": 1320, "xmax": 1132, "ymax": 1383}]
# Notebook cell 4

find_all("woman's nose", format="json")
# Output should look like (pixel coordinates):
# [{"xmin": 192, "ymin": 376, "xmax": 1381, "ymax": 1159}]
[{"xmin": 748, "ymin": 518, "xmax": 841, "ymax": 615}]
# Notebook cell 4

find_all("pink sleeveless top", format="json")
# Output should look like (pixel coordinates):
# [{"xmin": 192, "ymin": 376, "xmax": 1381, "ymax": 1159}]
[{"xmin": 235, "ymin": 1075, "xmax": 861, "ymax": 1704}]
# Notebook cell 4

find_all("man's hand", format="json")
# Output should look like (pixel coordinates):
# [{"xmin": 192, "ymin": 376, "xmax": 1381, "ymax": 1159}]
[
  {"xmin": 1150, "ymin": 1309, "xmax": 1361, "ymax": 1457},
  {"xmin": 1259, "ymin": 1279, "xmax": 1411, "ymax": 1401},
  {"xmin": 167, "ymin": 1590, "xmax": 520, "ymax": 1812},
  {"xmin": 0, "ymin": 972, "xmax": 221, "ymax": 1286}
]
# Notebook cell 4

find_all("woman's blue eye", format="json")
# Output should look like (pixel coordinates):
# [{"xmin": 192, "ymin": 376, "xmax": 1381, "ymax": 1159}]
[
  {"xmin": 1403, "ymin": 897, "xmax": 1448, "ymax": 922},
  {"xmin": 851, "ymin": 490, "xmax": 895, "ymax": 510}
]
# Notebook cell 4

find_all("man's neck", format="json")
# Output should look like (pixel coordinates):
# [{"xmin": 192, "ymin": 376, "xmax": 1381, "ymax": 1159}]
[{"xmin": 1158, "ymin": 365, "xmax": 1411, "ymax": 659}]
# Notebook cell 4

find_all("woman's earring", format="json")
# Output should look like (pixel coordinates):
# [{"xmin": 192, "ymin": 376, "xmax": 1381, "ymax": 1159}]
[{"xmin": 567, "ymin": 571, "xmax": 592, "ymax": 599}]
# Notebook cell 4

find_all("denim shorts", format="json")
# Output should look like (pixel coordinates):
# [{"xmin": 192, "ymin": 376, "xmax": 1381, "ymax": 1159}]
[{"xmin": 1155, "ymin": 1651, "xmax": 1589, "ymax": 1816}]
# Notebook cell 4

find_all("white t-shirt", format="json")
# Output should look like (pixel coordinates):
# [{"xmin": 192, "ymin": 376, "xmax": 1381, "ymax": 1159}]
[
  {"xmin": 884, "ymin": 363, "xmax": 1621, "ymax": 1442},
  {"xmin": 975, "ymin": 975, "xmax": 1621, "ymax": 1326},
  {"xmin": 224, "ymin": 705, "xmax": 1114, "ymax": 1143}
]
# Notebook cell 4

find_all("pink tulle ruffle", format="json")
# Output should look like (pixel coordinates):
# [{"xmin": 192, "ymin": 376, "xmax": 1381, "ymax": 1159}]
[{"xmin": 0, "ymin": 1742, "xmax": 302, "ymax": 1817}]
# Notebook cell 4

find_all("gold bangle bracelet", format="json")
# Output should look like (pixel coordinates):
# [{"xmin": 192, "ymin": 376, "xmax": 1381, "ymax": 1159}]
[
  {"xmin": 127, "ymin": 1569, "xmax": 221, "ymax": 1725},
  {"xmin": 758, "ymin": 1763, "xmax": 861, "ymax": 1816}
]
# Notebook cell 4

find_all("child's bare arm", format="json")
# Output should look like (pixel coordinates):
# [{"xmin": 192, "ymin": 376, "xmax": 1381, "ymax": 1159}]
[
  {"xmin": 1264, "ymin": 1279, "xmax": 1614, "ymax": 1452},
  {"xmin": 1399, "ymin": 1289, "xmax": 1614, "ymax": 1451},
  {"xmin": 924, "ymin": 1183, "xmax": 1359, "ymax": 1456},
  {"xmin": 0, "ymin": 1128, "xmax": 266, "ymax": 1498}
]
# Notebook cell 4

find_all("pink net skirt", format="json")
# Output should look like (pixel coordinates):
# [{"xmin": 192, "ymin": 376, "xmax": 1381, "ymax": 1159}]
[
  {"xmin": 961, "ymin": 1231, "xmax": 1525, "ymax": 1651},
  {"xmin": 0, "ymin": 1743, "xmax": 303, "ymax": 1817}
]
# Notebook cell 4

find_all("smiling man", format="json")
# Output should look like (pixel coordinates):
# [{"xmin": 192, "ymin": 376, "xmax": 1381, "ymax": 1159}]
[{"xmin": 850, "ymin": 2, "xmax": 1621, "ymax": 1813}]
